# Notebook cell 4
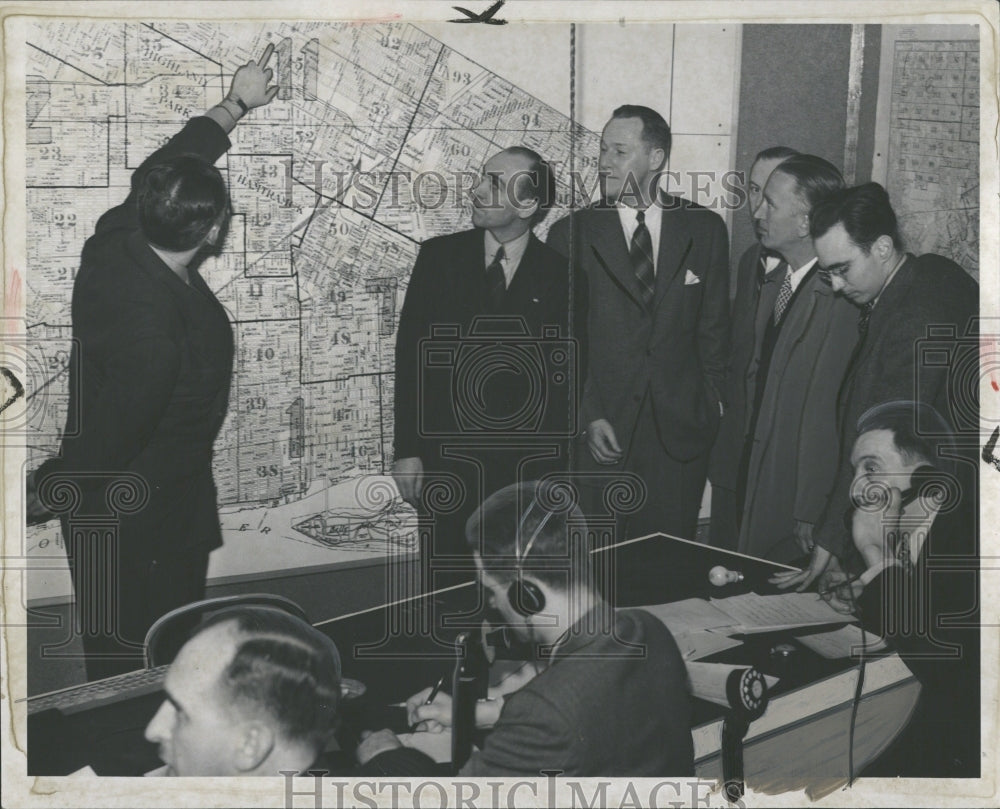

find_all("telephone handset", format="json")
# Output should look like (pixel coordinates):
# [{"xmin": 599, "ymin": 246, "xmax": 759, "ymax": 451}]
[{"xmin": 898, "ymin": 464, "xmax": 939, "ymax": 509}]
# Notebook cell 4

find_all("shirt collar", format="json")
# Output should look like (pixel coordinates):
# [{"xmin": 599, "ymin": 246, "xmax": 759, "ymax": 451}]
[
  {"xmin": 484, "ymin": 228, "xmax": 531, "ymax": 269},
  {"xmin": 872, "ymin": 252, "xmax": 910, "ymax": 308}
]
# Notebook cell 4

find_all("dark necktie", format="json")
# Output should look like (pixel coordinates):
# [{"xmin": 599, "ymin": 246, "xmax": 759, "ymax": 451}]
[
  {"xmin": 630, "ymin": 210, "xmax": 655, "ymax": 308},
  {"xmin": 485, "ymin": 245, "xmax": 506, "ymax": 312},
  {"xmin": 858, "ymin": 301, "xmax": 874, "ymax": 337},
  {"xmin": 772, "ymin": 266, "xmax": 793, "ymax": 324}
]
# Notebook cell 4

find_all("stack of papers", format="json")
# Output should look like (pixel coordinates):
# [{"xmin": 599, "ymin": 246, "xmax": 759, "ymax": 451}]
[{"xmin": 641, "ymin": 592, "xmax": 858, "ymax": 660}]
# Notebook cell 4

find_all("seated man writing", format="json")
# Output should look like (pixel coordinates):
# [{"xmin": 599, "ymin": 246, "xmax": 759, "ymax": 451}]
[
  {"xmin": 824, "ymin": 400, "xmax": 979, "ymax": 777},
  {"xmin": 357, "ymin": 480, "xmax": 695, "ymax": 776}
]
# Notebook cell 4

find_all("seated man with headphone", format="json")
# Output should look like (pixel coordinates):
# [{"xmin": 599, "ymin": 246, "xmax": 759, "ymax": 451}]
[
  {"xmin": 822, "ymin": 400, "xmax": 979, "ymax": 777},
  {"xmin": 357, "ymin": 480, "xmax": 695, "ymax": 776}
]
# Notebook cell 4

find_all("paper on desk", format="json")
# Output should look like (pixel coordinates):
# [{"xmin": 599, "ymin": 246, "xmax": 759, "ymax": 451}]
[
  {"xmin": 397, "ymin": 730, "xmax": 454, "ymax": 763},
  {"xmin": 795, "ymin": 625, "xmax": 887, "ymax": 658},
  {"xmin": 671, "ymin": 629, "xmax": 744, "ymax": 660},
  {"xmin": 708, "ymin": 592, "xmax": 853, "ymax": 633},
  {"xmin": 639, "ymin": 598, "xmax": 739, "ymax": 633},
  {"xmin": 68, "ymin": 765, "xmax": 98, "ymax": 777}
]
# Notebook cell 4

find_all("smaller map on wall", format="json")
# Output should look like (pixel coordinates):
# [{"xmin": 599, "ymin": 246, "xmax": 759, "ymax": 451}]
[{"xmin": 874, "ymin": 26, "xmax": 979, "ymax": 279}]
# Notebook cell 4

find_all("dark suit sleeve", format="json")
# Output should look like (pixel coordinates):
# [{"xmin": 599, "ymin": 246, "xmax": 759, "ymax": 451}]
[
  {"xmin": 792, "ymin": 302, "xmax": 858, "ymax": 525},
  {"xmin": 547, "ymin": 215, "xmax": 605, "ymax": 427},
  {"xmin": 698, "ymin": 212, "xmax": 731, "ymax": 412},
  {"xmin": 814, "ymin": 277, "xmax": 977, "ymax": 557},
  {"xmin": 394, "ymin": 243, "xmax": 436, "ymax": 461},
  {"xmin": 358, "ymin": 747, "xmax": 449, "ymax": 777},
  {"xmin": 95, "ymin": 116, "xmax": 232, "ymax": 236},
  {"xmin": 571, "ymin": 265, "xmax": 590, "ymax": 431},
  {"xmin": 458, "ymin": 690, "xmax": 575, "ymax": 777},
  {"xmin": 51, "ymin": 301, "xmax": 182, "ymax": 476}
]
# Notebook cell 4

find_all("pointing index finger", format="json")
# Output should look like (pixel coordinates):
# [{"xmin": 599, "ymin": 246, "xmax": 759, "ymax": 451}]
[{"xmin": 258, "ymin": 42, "xmax": 275, "ymax": 68}]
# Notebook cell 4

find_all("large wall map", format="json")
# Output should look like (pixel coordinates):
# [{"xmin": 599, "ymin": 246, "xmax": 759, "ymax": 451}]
[{"xmin": 25, "ymin": 20, "xmax": 598, "ymax": 568}]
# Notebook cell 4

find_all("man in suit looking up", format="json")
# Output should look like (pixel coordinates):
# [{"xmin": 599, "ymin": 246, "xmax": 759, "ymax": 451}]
[
  {"xmin": 27, "ymin": 45, "xmax": 279, "ymax": 680},
  {"xmin": 708, "ymin": 145, "xmax": 798, "ymax": 549},
  {"xmin": 727, "ymin": 155, "xmax": 858, "ymax": 562},
  {"xmin": 392, "ymin": 147, "xmax": 586, "ymax": 584},
  {"xmin": 547, "ymin": 105, "xmax": 729, "ymax": 605},
  {"xmin": 771, "ymin": 183, "xmax": 978, "ymax": 591}
]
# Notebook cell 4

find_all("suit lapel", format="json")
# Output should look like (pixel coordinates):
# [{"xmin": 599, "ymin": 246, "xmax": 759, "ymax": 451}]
[
  {"xmin": 506, "ymin": 234, "xmax": 555, "ymax": 311},
  {"xmin": 589, "ymin": 208, "xmax": 646, "ymax": 307},
  {"xmin": 654, "ymin": 206, "xmax": 692, "ymax": 309}
]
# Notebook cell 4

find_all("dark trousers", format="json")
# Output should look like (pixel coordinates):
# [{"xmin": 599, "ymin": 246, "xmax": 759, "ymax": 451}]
[
  {"xmin": 584, "ymin": 393, "xmax": 709, "ymax": 607},
  {"xmin": 707, "ymin": 484, "xmax": 740, "ymax": 552},
  {"xmin": 65, "ymin": 522, "xmax": 209, "ymax": 681}
]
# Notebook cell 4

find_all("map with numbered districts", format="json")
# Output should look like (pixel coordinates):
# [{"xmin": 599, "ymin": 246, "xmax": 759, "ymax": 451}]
[
  {"xmin": 24, "ymin": 20, "xmax": 599, "ymax": 574},
  {"xmin": 887, "ymin": 38, "xmax": 979, "ymax": 277}
]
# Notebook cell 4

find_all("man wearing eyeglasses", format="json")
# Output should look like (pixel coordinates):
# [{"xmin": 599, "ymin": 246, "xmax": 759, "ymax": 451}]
[{"xmin": 771, "ymin": 183, "xmax": 978, "ymax": 593}]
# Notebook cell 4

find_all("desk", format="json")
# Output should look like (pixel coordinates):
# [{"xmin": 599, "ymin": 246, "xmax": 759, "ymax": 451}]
[{"xmin": 26, "ymin": 536, "xmax": 920, "ymax": 790}]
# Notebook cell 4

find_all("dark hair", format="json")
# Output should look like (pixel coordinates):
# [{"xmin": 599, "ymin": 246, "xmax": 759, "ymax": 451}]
[
  {"xmin": 770, "ymin": 153, "xmax": 845, "ymax": 212},
  {"xmin": 465, "ymin": 480, "xmax": 590, "ymax": 591},
  {"xmin": 196, "ymin": 607, "xmax": 341, "ymax": 751},
  {"xmin": 856, "ymin": 400, "xmax": 954, "ymax": 468},
  {"xmin": 136, "ymin": 154, "xmax": 230, "ymax": 251},
  {"xmin": 504, "ymin": 146, "xmax": 557, "ymax": 226},
  {"xmin": 810, "ymin": 182, "xmax": 903, "ymax": 252},
  {"xmin": 611, "ymin": 105, "xmax": 671, "ymax": 168},
  {"xmin": 753, "ymin": 145, "xmax": 799, "ymax": 165}
]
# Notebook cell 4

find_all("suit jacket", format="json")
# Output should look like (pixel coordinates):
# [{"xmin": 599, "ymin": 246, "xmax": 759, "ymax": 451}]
[
  {"xmin": 393, "ymin": 228, "xmax": 587, "ymax": 487},
  {"xmin": 547, "ymin": 197, "xmax": 729, "ymax": 462},
  {"xmin": 373, "ymin": 608, "xmax": 694, "ymax": 776},
  {"xmin": 38, "ymin": 117, "xmax": 234, "ymax": 555},
  {"xmin": 858, "ymin": 487, "xmax": 979, "ymax": 776},
  {"xmin": 709, "ymin": 243, "xmax": 782, "ymax": 492},
  {"xmin": 738, "ymin": 266, "xmax": 858, "ymax": 557},
  {"xmin": 814, "ymin": 254, "xmax": 979, "ymax": 557}
]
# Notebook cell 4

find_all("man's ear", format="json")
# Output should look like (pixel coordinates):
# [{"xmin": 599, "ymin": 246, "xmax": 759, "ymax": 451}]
[
  {"xmin": 232, "ymin": 721, "xmax": 276, "ymax": 773},
  {"xmin": 873, "ymin": 233, "xmax": 894, "ymax": 262},
  {"xmin": 516, "ymin": 196, "xmax": 539, "ymax": 222},
  {"xmin": 647, "ymin": 146, "xmax": 665, "ymax": 173}
]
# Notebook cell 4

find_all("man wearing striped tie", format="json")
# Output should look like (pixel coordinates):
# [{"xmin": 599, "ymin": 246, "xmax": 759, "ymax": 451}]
[
  {"xmin": 726, "ymin": 154, "xmax": 858, "ymax": 562},
  {"xmin": 547, "ymin": 106, "xmax": 729, "ymax": 605},
  {"xmin": 708, "ymin": 145, "xmax": 799, "ymax": 550}
]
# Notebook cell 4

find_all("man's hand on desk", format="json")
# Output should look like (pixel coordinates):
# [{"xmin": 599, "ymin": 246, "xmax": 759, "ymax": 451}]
[
  {"xmin": 356, "ymin": 729, "xmax": 403, "ymax": 765},
  {"xmin": 406, "ymin": 687, "xmax": 451, "ymax": 732},
  {"xmin": 816, "ymin": 566, "xmax": 864, "ymax": 615},
  {"xmin": 392, "ymin": 456, "xmax": 424, "ymax": 507},
  {"xmin": 405, "ymin": 687, "xmax": 503, "ymax": 731},
  {"xmin": 769, "ymin": 544, "xmax": 831, "ymax": 591}
]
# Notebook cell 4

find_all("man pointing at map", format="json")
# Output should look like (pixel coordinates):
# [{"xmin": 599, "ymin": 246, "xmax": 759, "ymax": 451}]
[{"xmin": 27, "ymin": 45, "xmax": 279, "ymax": 680}]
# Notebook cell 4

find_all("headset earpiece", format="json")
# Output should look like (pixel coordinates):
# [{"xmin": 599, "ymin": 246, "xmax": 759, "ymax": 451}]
[
  {"xmin": 507, "ymin": 577, "xmax": 545, "ymax": 617},
  {"xmin": 507, "ymin": 494, "xmax": 551, "ymax": 617}
]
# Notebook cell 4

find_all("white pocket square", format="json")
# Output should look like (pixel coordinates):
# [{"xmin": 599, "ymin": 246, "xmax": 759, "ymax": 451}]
[{"xmin": 684, "ymin": 270, "xmax": 701, "ymax": 285}]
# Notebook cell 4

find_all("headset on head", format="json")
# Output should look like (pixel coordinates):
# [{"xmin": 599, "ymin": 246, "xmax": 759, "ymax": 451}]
[{"xmin": 507, "ymin": 496, "xmax": 555, "ymax": 617}]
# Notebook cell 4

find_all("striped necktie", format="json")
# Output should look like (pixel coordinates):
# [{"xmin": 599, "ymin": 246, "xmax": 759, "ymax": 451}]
[
  {"xmin": 630, "ymin": 210, "xmax": 655, "ymax": 308},
  {"xmin": 772, "ymin": 266, "xmax": 793, "ymax": 324}
]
